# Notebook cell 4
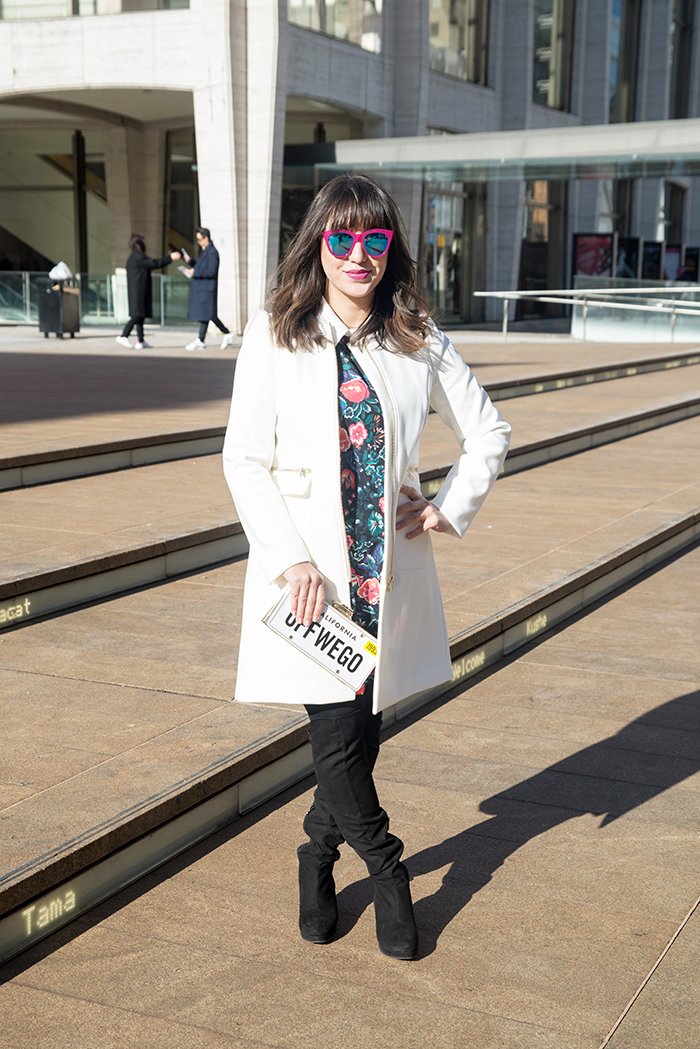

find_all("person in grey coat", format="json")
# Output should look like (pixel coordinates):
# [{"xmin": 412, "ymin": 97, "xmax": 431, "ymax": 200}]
[
  {"xmin": 181, "ymin": 227, "xmax": 235, "ymax": 351},
  {"xmin": 116, "ymin": 233, "xmax": 180, "ymax": 349}
]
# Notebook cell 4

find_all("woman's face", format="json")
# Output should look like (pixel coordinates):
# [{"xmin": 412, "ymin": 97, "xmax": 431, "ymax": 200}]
[{"xmin": 320, "ymin": 225, "xmax": 389, "ymax": 315}]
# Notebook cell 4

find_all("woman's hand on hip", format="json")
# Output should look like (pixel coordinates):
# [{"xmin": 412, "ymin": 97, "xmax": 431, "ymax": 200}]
[
  {"xmin": 283, "ymin": 562, "xmax": 326, "ymax": 626},
  {"xmin": 395, "ymin": 484, "xmax": 454, "ymax": 539}
]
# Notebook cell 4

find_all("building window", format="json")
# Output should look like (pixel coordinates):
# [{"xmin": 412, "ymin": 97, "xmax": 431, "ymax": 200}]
[
  {"xmin": 287, "ymin": 0, "xmax": 382, "ymax": 53},
  {"xmin": 664, "ymin": 182, "xmax": 685, "ymax": 244},
  {"xmin": 669, "ymin": 0, "xmax": 694, "ymax": 119},
  {"xmin": 0, "ymin": 1, "xmax": 189, "ymax": 15},
  {"xmin": 428, "ymin": 1, "xmax": 489, "ymax": 84},
  {"xmin": 532, "ymin": 0, "xmax": 576, "ymax": 111},
  {"xmin": 613, "ymin": 178, "xmax": 634, "ymax": 236},
  {"xmin": 609, "ymin": 0, "xmax": 641, "ymax": 122}
]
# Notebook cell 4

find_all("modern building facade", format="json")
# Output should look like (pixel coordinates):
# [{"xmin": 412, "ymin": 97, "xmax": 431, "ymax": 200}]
[{"xmin": 0, "ymin": 0, "xmax": 698, "ymax": 329}]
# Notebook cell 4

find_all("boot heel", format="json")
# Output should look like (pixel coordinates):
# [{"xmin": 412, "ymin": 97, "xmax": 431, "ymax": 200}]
[{"xmin": 373, "ymin": 863, "xmax": 418, "ymax": 960}]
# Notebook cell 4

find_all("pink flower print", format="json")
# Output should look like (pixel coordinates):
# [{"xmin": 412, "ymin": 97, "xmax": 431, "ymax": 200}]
[
  {"xmin": 358, "ymin": 577, "xmax": 381, "ymax": 605},
  {"xmin": 356, "ymin": 682, "xmax": 366, "ymax": 696},
  {"xmin": 348, "ymin": 421, "xmax": 368, "ymax": 447},
  {"xmin": 341, "ymin": 468, "xmax": 356, "ymax": 489},
  {"xmin": 339, "ymin": 427, "xmax": 351, "ymax": 452},
  {"xmin": 378, "ymin": 496, "xmax": 385, "ymax": 513},
  {"xmin": 340, "ymin": 377, "xmax": 369, "ymax": 403}
]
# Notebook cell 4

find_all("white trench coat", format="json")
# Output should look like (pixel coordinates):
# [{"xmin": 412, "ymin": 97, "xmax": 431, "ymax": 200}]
[{"xmin": 222, "ymin": 300, "xmax": 511, "ymax": 714}]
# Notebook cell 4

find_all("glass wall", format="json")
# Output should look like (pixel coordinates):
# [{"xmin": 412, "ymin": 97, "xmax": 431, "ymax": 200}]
[
  {"xmin": 287, "ymin": 0, "xmax": 382, "ymax": 52},
  {"xmin": 422, "ymin": 184, "xmax": 466, "ymax": 322},
  {"xmin": 532, "ymin": 0, "xmax": 576, "ymax": 111},
  {"xmin": 0, "ymin": 0, "xmax": 188, "ymax": 17},
  {"xmin": 608, "ymin": 0, "xmax": 641, "ymax": 123},
  {"xmin": 428, "ymin": 0, "xmax": 489, "ymax": 84}
]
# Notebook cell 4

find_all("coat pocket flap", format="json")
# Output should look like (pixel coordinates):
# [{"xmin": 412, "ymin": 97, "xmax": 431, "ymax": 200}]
[{"xmin": 271, "ymin": 467, "xmax": 312, "ymax": 497}]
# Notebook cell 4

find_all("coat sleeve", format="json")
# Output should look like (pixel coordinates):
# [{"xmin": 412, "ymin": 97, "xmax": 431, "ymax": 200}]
[
  {"xmin": 222, "ymin": 310, "xmax": 313, "ymax": 583},
  {"xmin": 194, "ymin": 246, "xmax": 219, "ymax": 279},
  {"xmin": 143, "ymin": 255, "xmax": 173, "ymax": 270},
  {"xmin": 428, "ymin": 327, "xmax": 511, "ymax": 538}
]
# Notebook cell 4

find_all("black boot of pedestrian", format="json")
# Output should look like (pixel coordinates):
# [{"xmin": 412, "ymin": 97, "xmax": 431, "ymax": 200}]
[
  {"xmin": 297, "ymin": 842, "xmax": 339, "ymax": 944},
  {"xmin": 373, "ymin": 861, "xmax": 418, "ymax": 960}
]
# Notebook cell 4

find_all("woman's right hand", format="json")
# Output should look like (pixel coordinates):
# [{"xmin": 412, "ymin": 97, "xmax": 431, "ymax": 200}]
[{"xmin": 283, "ymin": 562, "xmax": 326, "ymax": 626}]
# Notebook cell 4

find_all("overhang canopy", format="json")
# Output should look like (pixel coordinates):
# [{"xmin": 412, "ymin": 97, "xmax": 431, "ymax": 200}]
[{"xmin": 318, "ymin": 118, "xmax": 700, "ymax": 183}]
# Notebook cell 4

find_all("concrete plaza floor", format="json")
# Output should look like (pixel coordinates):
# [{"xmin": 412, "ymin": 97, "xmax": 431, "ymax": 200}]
[
  {"xmin": 0, "ymin": 324, "xmax": 698, "ymax": 1047},
  {"xmin": 1, "ymin": 545, "xmax": 698, "ymax": 1048}
]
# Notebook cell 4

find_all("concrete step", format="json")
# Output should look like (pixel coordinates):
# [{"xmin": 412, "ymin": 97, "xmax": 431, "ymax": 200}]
[
  {"xmin": 0, "ymin": 417, "xmax": 698, "ymax": 963},
  {"xmin": 3, "ymin": 347, "xmax": 699, "ymax": 490},
  {"xmin": 2, "ymin": 543, "xmax": 696, "ymax": 1045},
  {"xmin": 2, "ymin": 365, "xmax": 700, "ymax": 628}
]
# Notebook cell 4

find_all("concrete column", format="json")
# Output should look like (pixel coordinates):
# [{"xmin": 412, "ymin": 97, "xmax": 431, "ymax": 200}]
[
  {"xmin": 486, "ymin": 180, "xmax": 523, "ymax": 321},
  {"xmin": 141, "ymin": 127, "xmax": 167, "ymax": 257},
  {"xmin": 390, "ymin": 0, "xmax": 429, "ymax": 136},
  {"xmin": 245, "ymin": 0, "xmax": 286, "ymax": 318},
  {"xmin": 104, "ymin": 126, "xmax": 145, "ymax": 271},
  {"xmin": 498, "ymin": 0, "xmax": 532, "ymax": 129},
  {"xmin": 578, "ymin": 0, "xmax": 610, "ymax": 125},
  {"xmin": 637, "ymin": 0, "xmax": 672, "ymax": 121},
  {"xmin": 191, "ymin": 0, "xmax": 246, "ymax": 331}
]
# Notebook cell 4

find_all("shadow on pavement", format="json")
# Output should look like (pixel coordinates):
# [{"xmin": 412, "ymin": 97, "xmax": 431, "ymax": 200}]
[
  {"xmin": 384, "ymin": 689, "xmax": 700, "ymax": 958},
  {"xmin": 0, "ymin": 352, "xmax": 236, "ymax": 423}
]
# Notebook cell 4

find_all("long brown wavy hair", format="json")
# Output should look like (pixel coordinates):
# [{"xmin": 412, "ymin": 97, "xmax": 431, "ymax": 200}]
[{"xmin": 268, "ymin": 174, "xmax": 431, "ymax": 353}]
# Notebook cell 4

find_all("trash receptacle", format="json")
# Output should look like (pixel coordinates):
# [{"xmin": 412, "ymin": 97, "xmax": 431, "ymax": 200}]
[
  {"xmin": 38, "ymin": 261, "xmax": 81, "ymax": 339},
  {"xmin": 38, "ymin": 286, "xmax": 81, "ymax": 338}
]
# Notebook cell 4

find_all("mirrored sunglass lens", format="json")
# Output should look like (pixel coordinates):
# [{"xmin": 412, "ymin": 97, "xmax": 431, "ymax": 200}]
[
  {"xmin": 363, "ymin": 233, "xmax": 389, "ymax": 256},
  {"xmin": 327, "ymin": 232, "xmax": 354, "ymax": 256}
]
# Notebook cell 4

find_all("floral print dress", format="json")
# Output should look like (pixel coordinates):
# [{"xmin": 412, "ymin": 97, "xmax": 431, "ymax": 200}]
[{"xmin": 337, "ymin": 338, "xmax": 386, "ymax": 658}]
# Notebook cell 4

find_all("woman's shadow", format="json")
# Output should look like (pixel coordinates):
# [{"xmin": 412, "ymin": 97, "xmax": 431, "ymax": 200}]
[{"xmin": 335, "ymin": 689, "xmax": 700, "ymax": 957}]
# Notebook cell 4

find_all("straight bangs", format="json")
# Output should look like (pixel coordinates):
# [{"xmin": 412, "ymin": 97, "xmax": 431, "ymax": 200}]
[{"xmin": 323, "ymin": 183, "xmax": 392, "ymax": 234}]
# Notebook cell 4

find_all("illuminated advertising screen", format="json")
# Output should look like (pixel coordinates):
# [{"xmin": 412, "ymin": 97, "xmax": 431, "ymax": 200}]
[{"xmin": 572, "ymin": 233, "xmax": 616, "ymax": 278}]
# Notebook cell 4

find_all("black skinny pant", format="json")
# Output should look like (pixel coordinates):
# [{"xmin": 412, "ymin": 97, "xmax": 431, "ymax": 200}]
[
  {"xmin": 198, "ymin": 316, "xmax": 229, "ymax": 341},
  {"xmin": 302, "ymin": 684, "xmax": 404, "ymax": 878},
  {"xmin": 121, "ymin": 316, "xmax": 145, "ymax": 341}
]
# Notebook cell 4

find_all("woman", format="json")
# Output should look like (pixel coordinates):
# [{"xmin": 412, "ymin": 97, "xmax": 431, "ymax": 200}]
[
  {"xmin": 116, "ymin": 234, "xmax": 180, "ymax": 349},
  {"xmin": 222, "ymin": 174, "xmax": 510, "ymax": 960}
]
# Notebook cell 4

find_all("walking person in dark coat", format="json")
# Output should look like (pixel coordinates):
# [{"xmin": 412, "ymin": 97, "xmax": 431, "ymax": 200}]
[
  {"xmin": 116, "ymin": 233, "xmax": 180, "ymax": 349},
  {"xmin": 181, "ymin": 227, "xmax": 235, "ymax": 351}
]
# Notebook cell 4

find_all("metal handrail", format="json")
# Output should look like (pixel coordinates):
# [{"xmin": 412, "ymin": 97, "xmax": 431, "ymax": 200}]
[{"xmin": 473, "ymin": 287, "xmax": 700, "ymax": 339}]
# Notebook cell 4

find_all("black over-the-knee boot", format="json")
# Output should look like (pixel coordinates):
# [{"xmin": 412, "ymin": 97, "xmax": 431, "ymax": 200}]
[
  {"xmin": 303, "ymin": 699, "xmax": 418, "ymax": 959},
  {"xmin": 298, "ymin": 695, "xmax": 382, "ymax": 943}
]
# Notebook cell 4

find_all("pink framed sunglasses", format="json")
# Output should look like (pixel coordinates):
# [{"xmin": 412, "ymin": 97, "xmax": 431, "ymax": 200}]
[{"xmin": 323, "ymin": 228, "xmax": 393, "ymax": 259}]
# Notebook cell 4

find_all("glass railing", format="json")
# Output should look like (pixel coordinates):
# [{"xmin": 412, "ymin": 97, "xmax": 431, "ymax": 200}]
[
  {"xmin": 0, "ymin": 271, "xmax": 192, "ymax": 326},
  {"xmin": 0, "ymin": 1, "xmax": 188, "ymax": 21}
]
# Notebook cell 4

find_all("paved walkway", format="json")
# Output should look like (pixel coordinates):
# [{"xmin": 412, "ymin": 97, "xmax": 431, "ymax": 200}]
[
  {"xmin": 2, "ymin": 361, "xmax": 698, "ymax": 589},
  {"xmin": 2, "ymin": 325, "xmax": 697, "ymax": 459},
  {"xmin": 1, "ymin": 417, "xmax": 698, "ymax": 884},
  {"xmin": 2, "ymin": 543, "xmax": 697, "ymax": 1048},
  {"xmin": 1, "ymin": 325, "xmax": 698, "ymax": 1047}
]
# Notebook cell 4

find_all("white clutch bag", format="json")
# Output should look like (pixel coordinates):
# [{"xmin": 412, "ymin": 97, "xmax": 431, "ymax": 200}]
[{"xmin": 263, "ymin": 587, "xmax": 378, "ymax": 691}]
